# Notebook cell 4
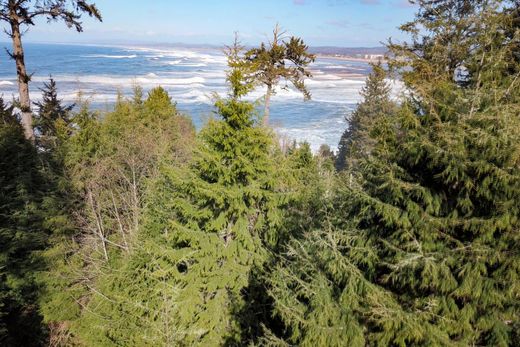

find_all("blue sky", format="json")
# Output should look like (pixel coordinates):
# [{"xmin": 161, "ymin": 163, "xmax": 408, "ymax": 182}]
[{"xmin": 18, "ymin": 0, "xmax": 417, "ymax": 47}]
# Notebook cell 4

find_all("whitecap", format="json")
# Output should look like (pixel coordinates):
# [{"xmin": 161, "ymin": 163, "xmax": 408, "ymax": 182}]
[
  {"xmin": 324, "ymin": 65, "xmax": 347, "ymax": 69},
  {"xmin": 134, "ymin": 76, "xmax": 206, "ymax": 86},
  {"xmin": 82, "ymin": 54, "xmax": 137, "ymax": 59},
  {"xmin": 31, "ymin": 74, "xmax": 206, "ymax": 87},
  {"xmin": 178, "ymin": 63, "xmax": 207, "ymax": 67},
  {"xmin": 175, "ymin": 89, "xmax": 212, "ymax": 103}
]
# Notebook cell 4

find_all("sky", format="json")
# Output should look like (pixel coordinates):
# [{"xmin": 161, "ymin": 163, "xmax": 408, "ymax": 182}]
[{"xmin": 12, "ymin": 0, "xmax": 417, "ymax": 47}]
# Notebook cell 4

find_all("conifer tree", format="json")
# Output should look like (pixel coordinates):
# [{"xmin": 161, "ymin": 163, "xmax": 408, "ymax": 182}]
[
  {"xmin": 336, "ymin": 62, "xmax": 395, "ymax": 171},
  {"xmin": 143, "ymin": 86, "xmax": 177, "ymax": 117},
  {"xmin": 70, "ymin": 40, "xmax": 286, "ymax": 346},
  {"xmin": 38, "ymin": 88, "xmax": 195, "ymax": 346},
  {"xmin": 0, "ymin": 98, "xmax": 48, "ymax": 346},
  {"xmin": 245, "ymin": 25, "xmax": 315, "ymax": 124},
  {"xmin": 34, "ymin": 77, "xmax": 74, "ymax": 153},
  {"xmin": 0, "ymin": 0, "xmax": 102, "ymax": 141},
  {"xmin": 267, "ymin": 1, "xmax": 520, "ymax": 346},
  {"xmin": 238, "ymin": 140, "xmax": 334, "ymax": 345}
]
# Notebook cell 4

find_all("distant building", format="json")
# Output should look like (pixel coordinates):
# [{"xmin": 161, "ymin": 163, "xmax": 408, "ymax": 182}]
[{"xmin": 364, "ymin": 54, "xmax": 384, "ymax": 60}]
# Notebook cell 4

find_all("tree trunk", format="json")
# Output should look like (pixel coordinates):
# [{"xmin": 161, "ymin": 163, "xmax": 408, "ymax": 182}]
[
  {"xmin": 263, "ymin": 84, "xmax": 272, "ymax": 125},
  {"xmin": 10, "ymin": 17, "xmax": 34, "ymax": 141}
]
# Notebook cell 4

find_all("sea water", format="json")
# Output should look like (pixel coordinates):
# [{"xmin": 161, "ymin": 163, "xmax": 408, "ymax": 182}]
[{"xmin": 0, "ymin": 42, "xmax": 381, "ymax": 151}]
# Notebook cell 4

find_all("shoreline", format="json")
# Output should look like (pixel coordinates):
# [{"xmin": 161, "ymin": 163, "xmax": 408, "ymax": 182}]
[{"xmin": 316, "ymin": 53, "xmax": 386, "ymax": 64}]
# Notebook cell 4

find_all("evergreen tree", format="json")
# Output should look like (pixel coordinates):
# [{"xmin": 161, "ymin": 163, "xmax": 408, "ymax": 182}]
[
  {"xmin": 38, "ymin": 87, "xmax": 195, "ymax": 346},
  {"xmin": 0, "ymin": 0, "xmax": 101, "ymax": 141},
  {"xmin": 143, "ymin": 85, "xmax": 177, "ymax": 117},
  {"xmin": 34, "ymin": 77, "xmax": 74, "ymax": 153},
  {"xmin": 0, "ymin": 98, "xmax": 48, "ymax": 346},
  {"xmin": 68, "ymin": 42, "xmax": 287, "ymax": 346},
  {"xmin": 336, "ymin": 62, "xmax": 395, "ymax": 171},
  {"xmin": 0, "ymin": 97, "xmax": 17, "ymax": 125},
  {"xmin": 267, "ymin": 1, "xmax": 520, "ymax": 346},
  {"xmin": 245, "ymin": 25, "xmax": 315, "ymax": 124}
]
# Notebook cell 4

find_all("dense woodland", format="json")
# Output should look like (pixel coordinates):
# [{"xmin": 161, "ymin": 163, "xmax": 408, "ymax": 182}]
[{"xmin": 1, "ymin": 0, "xmax": 520, "ymax": 346}]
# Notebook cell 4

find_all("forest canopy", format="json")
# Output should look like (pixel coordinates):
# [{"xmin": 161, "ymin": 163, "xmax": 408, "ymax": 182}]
[{"xmin": 1, "ymin": 1, "xmax": 519, "ymax": 346}]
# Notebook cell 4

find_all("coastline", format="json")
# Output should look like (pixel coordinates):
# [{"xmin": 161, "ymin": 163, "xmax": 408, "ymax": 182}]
[{"xmin": 315, "ymin": 53, "xmax": 386, "ymax": 64}]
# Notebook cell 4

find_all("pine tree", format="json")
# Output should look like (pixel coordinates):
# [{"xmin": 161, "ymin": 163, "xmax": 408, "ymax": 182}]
[
  {"xmin": 245, "ymin": 25, "xmax": 315, "ymax": 124},
  {"xmin": 267, "ymin": 1, "xmax": 520, "ymax": 346}
]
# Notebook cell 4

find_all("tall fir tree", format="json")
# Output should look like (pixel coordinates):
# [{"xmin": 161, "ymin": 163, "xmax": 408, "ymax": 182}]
[
  {"xmin": 34, "ymin": 77, "xmax": 74, "ymax": 154},
  {"xmin": 336, "ymin": 62, "xmax": 396, "ymax": 172},
  {"xmin": 68, "ymin": 40, "xmax": 287, "ymax": 346},
  {"xmin": 266, "ymin": 1, "xmax": 520, "ymax": 346}
]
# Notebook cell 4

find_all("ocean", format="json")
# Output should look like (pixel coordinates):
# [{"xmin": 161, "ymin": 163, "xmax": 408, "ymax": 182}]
[{"xmin": 0, "ymin": 42, "xmax": 381, "ymax": 151}]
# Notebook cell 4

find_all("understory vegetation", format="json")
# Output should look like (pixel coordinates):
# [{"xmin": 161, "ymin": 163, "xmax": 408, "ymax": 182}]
[{"xmin": 1, "ymin": 1, "xmax": 519, "ymax": 346}]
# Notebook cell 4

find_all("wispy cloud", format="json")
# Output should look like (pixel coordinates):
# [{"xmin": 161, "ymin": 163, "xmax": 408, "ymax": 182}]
[
  {"xmin": 293, "ymin": 0, "xmax": 306, "ymax": 5},
  {"xmin": 326, "ymin": 19, "xmax": 349, "ymax": 28}
]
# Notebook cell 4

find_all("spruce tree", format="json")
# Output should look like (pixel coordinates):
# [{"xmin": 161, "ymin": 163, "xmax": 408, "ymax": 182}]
[
  {"xmin": 267, "ymin": 1, "xmax": 520, "ymax": 346},
  {"xmin": 34, "ymin": 77, "xmax": 74, "ymax": 153},
  {"xmin": 0, "ymin": 98, "xmax": 48, "ymax": 346},
  {"xmin": 336, "ymin": 62, "xmax": 395, "ymax": 171},
  {"xmin": 70, "ymin": 40, "xmax": 286, "ymax": 346}
]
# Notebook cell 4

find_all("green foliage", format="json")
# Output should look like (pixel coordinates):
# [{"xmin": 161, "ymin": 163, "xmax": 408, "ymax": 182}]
[
  {"xmin": 0, "ymin": 100, "xmax": 48, "ymax": 346},
  {"xmin": 86, "ymin": 81, "xmax": 282, "ymax": 346},
  {"xmin": 34, "ymin": 77, "xmax": 74, "ymax": 153},
  {"xmin": 143, "ymin": 86, "xmax": 177, "ymax": 117},
  {"xmin": 225, "ymin": 34, "xmax": 256, "ymax": 99},
  {"xmin": 336, "ymin": 62, "xmax": 396, "ymax": 171},
  {"xmin": 281, "ymin": 142, "xmax": 334, "ymax": 239},
  {"xmin": 39, "ymin": 87, "xmax": 195, "ymax": 346},
  {"xmin": 245, "ymin": 26, "xmax": 315, "ymax": 99},
  {"xmin": 0, "ymin": 98, "xmax": 17, "ymax": 125},
  {"xmin": 140, "ymin": 102, "xmax": 281, "ymax": 345},
  {"xmin": 245, "ymin": 25, "xmax": 315, "ymax": 123},
  {"xmin": 4, "ymin": 7, "xmax": 519, "ymax": 346},
  {"xmin": 33, "ymin": 79, "xmax": 77, "ymax": 243},
  {"xmin": 267, "ymin": 2, "xmax": 520, "ymax": 346}
]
